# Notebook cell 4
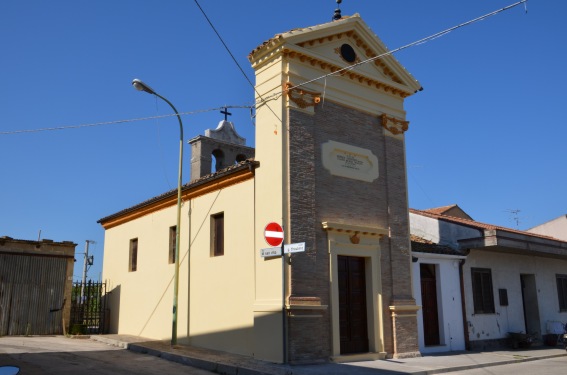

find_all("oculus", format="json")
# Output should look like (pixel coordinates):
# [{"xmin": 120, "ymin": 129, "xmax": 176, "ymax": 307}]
[{"xmin": 340, "ymin": 43, "xmax": 356, "ymax": 63}]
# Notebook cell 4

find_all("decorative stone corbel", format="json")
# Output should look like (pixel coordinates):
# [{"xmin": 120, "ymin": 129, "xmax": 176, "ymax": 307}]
[
  {"xmin": 284, "ymin": 82, "xmax": 321, "ymax": 109},
  {"xmin": 349, "ymin": 231, "xmax": 360, "ymax": 244},
  {"xmin": 380, "ymin": 114, "xmax": 409, "ymax": 135}
]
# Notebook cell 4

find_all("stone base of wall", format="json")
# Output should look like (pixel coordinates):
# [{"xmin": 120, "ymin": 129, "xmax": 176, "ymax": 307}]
[
  {"xmin": 468, "ymin": 337, "xmax": 512, "ymax": 351},
  {"xmin": 287, "ymin": 302, "xmax": 331, "ymax": 364},
  {"xmin": 394, "ymin": 351, "xmax": 422, "ymax": 359},
  {"xmin": 390, "ymin": 301, "xmax": 421, "ymax": 359}
]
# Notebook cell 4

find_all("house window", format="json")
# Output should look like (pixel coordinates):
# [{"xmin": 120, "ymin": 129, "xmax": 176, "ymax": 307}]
[
  {"xmin": 471, "ymin": 268, "xmax": 495, "ymax": 314},
  {"xmin": 129, "ymin": 238, "xmax": 138, "ymax": 272},
  {"xmin": 211, "ymin": 212, "xmax": 224, "ymax": 257},
  {"xmin": 556, "ymin": 274, "xmax": 567, "ymax": 312},
  {"xmin": 169, "ymin": 226, "xmax": 177, "ymax": 264}
]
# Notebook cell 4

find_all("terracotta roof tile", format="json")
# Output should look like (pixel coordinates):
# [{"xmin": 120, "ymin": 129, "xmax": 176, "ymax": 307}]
[
  {"xmin": 410, "ymin": 208, "xmax": 559, "ymax": 241},
  {"xmin": 410, "ymin": 235, "xmax": 464, "ymax": 256},
  {"xmin": 98, "ymin": 159, "xmax": 258, "ymax": 224},
  {"xmin": 248, "ymin": 16, "xmax": 354, "ymax": 59},
  {"xmin": 424, "ymin": 204, "xmax": 459, "ymax": 215}
]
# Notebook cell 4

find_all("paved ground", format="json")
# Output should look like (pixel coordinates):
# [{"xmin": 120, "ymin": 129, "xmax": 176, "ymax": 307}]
[
  {"xmin": 95, "ymin": 335, "xmax": 567, "ymax": 375},
  {"xmin": 1, "ymin": 335, "xmax": 566, "ymax": 375},
  {"xmin": 440, "ymin": 356, "xmax": 567, "ymax": 375},
  {"xmin": 0, "ymin": 336, "xmax": 213, "ymax": 375}
]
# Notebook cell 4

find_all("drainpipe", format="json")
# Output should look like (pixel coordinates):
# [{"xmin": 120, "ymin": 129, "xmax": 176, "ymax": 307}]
[
  {"xmin": 187, "ymin": 200, "xmax": 192, "ymax": 344},
  {"xmin": 459, "ymin": 257, "xmax": 470, "ymax": 350}
]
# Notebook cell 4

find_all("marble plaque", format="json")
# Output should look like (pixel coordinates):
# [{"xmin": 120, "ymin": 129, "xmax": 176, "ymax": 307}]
[{"xmin": 321, "ymin": 140, "xmax": 379, "ymax": 182}]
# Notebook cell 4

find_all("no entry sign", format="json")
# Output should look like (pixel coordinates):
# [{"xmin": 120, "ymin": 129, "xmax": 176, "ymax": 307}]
[{"xmin": 264, "ymin": 222, "xmax": 284, "ymax": 247}]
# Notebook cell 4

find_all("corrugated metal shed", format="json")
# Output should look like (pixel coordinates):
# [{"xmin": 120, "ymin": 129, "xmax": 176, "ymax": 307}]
[{"xmin": 0, "ymin": 237, "xmax": 75, "ymax": 335}]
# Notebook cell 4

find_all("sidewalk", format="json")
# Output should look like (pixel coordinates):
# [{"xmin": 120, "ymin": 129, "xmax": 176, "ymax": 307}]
[{"xmin": 91, "ymin": 335, "xmax": 567, "ymax": 375}]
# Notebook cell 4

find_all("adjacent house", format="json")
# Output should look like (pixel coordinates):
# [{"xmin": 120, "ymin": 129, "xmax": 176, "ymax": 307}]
[
  {"xmin": 99, "ymin": 13, "xmax": 423, "ymax": 363},
  {"xmin": 411, "ymin": 234, "xmax": 466, "ymax": 353},
  {"xmin": 0, "ymin": 236, "xmax": 76, "ymax": 336},
  {"xmin": 528, "ymin": 214, "xmax": 567, "ymax": 242},
  {"xmin": 410, "ymin": 206, "xmax": 567, "ymax": 351}
]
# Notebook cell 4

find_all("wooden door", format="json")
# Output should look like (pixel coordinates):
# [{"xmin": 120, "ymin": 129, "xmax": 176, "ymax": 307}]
[
  {"xmin": 338, "ymin": 255, "xmax": 369, "ymax": 354},
  {"xmin": 420, "ymin": 263, "xmax": 440, "ymax": 346}
]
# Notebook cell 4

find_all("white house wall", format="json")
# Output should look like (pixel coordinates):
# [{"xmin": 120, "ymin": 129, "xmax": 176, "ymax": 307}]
[
  {"xmin": 463, "ymin": 249, "xmax": 567, "ymax": 345},
  {"xmin": 409, "ymin": 213, "xmax": 480, "ymax": 248},
  {"xmin": 412, "ymin": 253, "xmax": 466, "ymax": 353},
  {"xmin": 528, "ymin": 215, "xmax": 567, "ymax": 241}
]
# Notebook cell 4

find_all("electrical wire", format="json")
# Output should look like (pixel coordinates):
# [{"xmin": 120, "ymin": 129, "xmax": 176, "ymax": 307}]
[
  {"xmin": 193, "ymin": 0, "xmax": 282, "ymax": 123},
  {"xmin": 1, "ymin": 1, "xmax": 527, "ymax": 136},
  {"xmin": 0, "ymin": 106, "xmax": 252, "ymax": 135},
  {"xmin": 253, "ymin": 0, "xmax": 528, "ymax": 106}
]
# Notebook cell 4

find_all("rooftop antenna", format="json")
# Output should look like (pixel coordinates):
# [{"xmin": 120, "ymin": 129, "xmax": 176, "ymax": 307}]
[
  {"xmin": 505, "ymin": 209, "xmax": 522, "ymax": 229},
  {"xmin": 332, "ymin": 0, "xmax": 342, "ymax": 21}
]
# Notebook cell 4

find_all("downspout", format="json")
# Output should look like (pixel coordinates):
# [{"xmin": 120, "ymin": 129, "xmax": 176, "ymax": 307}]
[
  {"xmin": 187, "ymin": 200, "xmax": 192, "ymax": 344},
  {"xmin": 459, "ymin": 257, "xmax": 470, "ymax": 350}
]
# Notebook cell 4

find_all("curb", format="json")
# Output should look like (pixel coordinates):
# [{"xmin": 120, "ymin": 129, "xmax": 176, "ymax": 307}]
[
  {"xmin": 90, "ymin": 336, "xmax": 567, "ymax": 375},
  {"xmin": 424, "ymin": 352, "xmax": 567, "ymax": 375},
  {"xmin": 128, "ymin": 343, "xmax": 292, "ymax": 375},
  {"xmin": 90, "ymin": 335, "xmax": 130, "ymax": 349}
]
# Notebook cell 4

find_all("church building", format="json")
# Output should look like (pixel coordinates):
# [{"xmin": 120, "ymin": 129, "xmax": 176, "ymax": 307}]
[{"xmin": 99, "ymin": 13, "xmax": 422, "ymax": 363}]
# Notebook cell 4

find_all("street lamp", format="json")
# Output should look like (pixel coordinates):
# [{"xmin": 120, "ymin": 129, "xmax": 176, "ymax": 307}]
[{"xmin": 132, "ymin": 78, "xmax": 184, "ymax": 346}]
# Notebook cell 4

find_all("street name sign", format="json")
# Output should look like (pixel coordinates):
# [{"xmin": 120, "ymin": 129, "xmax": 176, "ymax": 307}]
[
  {"xmin": 260, "ymin": 247, "xmax": 282, "ymax": 257},
  {"xmin": 284, "ymin": 242, "xmax": 306, "ymax": 254}
]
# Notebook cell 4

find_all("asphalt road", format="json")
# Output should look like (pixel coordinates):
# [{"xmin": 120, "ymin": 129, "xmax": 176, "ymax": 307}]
[{"xmin": 0, "ymin": 336, "xmax": 214, "ymax": 375}]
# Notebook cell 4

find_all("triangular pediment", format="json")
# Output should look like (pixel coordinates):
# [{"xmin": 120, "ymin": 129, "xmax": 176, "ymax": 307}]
[{"xmin": 249, "ymin": 14, "xmax": 421, "ymax": 97}]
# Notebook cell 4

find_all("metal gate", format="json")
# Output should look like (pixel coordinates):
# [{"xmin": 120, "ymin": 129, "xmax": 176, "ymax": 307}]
[{"xmin": 70, "ymin": 281, "xmax": 107, "ymax": 334}]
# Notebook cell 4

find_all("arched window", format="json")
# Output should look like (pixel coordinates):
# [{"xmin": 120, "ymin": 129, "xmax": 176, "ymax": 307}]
[
  {"xmin": 211, "ymin": 149, "xmax": 225, "ymax": 172},
  {"xmin": 235, "ymin": 154, "xmax": 247, "ymax": 164}
]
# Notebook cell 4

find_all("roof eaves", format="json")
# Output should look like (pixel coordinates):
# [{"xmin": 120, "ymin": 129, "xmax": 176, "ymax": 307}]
[
  {"xmin": 410, "ymin": 208, "xmax": 561, "ymax": 242},
  {"xmin": 98, "ymin": 159, "xmax": 259, "ymax": 224}
]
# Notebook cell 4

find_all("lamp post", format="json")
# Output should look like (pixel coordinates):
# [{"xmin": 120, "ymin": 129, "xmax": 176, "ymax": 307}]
[{"xmin": 132, "ymin": 78, "xmax": 183, "ymax": 346}]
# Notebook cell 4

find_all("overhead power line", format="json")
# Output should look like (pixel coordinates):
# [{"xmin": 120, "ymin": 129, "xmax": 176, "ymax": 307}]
[
  {"xmin": 1, "ymin": 1, "xmax": 527, "ymax": 136},
  {"xmin": 193, "ymin": 0, "xmax": 282, "ymax": 123},
  {"xmin": 255, "ymin": 0, "xmax": 528, "ymax": 105},
  {"xmin": 0, "ymin": 106, "xmax": 252, "ymax": 135}
]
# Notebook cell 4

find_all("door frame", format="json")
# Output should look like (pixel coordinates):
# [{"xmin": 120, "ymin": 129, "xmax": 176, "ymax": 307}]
[
  {"xmin": 420, "ymin": 263, "xmax": 441, "ymax": 346},
  {"xmin": 338, "ymin": 255, "xmax": 370, "ymax": 354},
  {"xmin": 324, "ymin": 222, "xmax": 387, "ymax": 359},
  {"xmin": 520, "ymin": 274, "xmax": 541, "ymax": 338}
]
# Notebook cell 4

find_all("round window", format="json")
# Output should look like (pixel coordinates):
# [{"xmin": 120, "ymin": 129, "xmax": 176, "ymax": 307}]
[{"xmin": 340, "ymin": 44, "xmax": 356, "ymax": 63}]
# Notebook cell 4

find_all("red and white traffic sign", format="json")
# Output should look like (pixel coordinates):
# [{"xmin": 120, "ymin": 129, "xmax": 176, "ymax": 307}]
[{"xmin": 264, "ymin": 222, "xmax": 284, "ymax": 247}]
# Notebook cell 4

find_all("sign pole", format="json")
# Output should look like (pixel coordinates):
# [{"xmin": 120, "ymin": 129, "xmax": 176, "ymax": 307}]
[{"xmin": 281, "ymin": 226, "xmax": 287, "ymax": 364}]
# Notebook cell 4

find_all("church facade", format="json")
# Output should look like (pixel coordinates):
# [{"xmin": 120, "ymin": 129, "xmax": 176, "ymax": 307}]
[{"xmin": 99, "ymin": 14, "xmax": 422, "ymax": 362}]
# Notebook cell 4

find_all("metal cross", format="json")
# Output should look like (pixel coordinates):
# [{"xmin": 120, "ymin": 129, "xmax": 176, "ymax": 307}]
[{"xmin": 220, "ymin": 107, "xmax": 232, "ymax": 121}]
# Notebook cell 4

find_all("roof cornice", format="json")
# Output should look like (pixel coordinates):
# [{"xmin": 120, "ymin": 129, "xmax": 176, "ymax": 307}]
[{"xmin": 99, "ymin": 161, "xmax": 258, "ymax": 230}]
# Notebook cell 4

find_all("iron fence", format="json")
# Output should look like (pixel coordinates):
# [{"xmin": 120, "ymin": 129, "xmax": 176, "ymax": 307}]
[{"xmin": 70, "ymin": 281, "xmax": 107, "ymax": 334}]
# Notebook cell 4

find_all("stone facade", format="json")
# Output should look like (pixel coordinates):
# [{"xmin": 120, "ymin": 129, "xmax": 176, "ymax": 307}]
[{"xmin": 286, "ymin": 100, "xmax": 418, "ymax": 361}]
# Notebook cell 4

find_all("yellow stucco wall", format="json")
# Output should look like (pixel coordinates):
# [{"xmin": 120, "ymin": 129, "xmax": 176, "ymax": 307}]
[
  {"xmin": 102, "ymin": 178, "xmax": 284, "ymax": 358},
  {"xmin": 103, "ymin": 203, "xmax": 183, "ymax": 340}
]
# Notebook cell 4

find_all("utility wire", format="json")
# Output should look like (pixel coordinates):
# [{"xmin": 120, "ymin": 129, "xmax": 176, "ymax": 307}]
[
  {"xmin": 193, "ymin": 0, "xmax": 281, "ymax": 123},
  {"xmin": 193, "ymin": 0, "xmax": 255, "ymax": 94},
  {"xmin": 254, "ymin": 0, "xmax": 528, "ymax": 105},
  {"xmin": 1, "ymin": 1, "xmax": 527, "ymax": 136},
  {"xmin": 0, "ymin": 106, "xmax": 251, "ymax": 135}
]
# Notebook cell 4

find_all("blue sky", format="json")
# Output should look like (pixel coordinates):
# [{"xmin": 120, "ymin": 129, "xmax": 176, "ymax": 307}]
[{"xmin": 1, "ymin": 0, "xmax": 564, "ymax": 281}]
